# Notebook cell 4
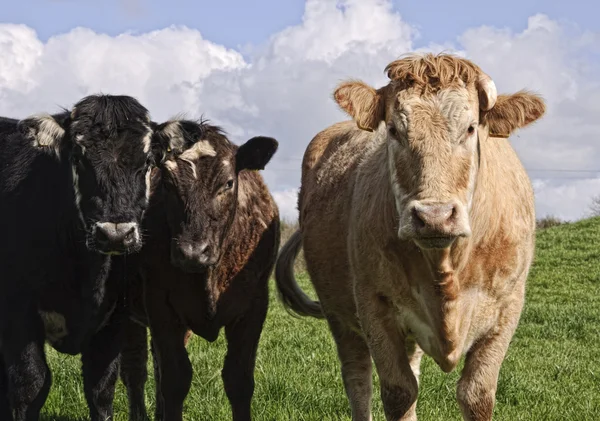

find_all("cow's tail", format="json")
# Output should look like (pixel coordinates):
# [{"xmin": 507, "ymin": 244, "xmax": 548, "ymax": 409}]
[{"xmin": 275, "ymin": 230, "xmax": 324, "ymax": 319}]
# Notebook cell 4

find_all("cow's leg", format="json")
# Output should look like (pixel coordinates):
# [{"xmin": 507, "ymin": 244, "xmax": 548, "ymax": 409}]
[
  {"xmin": 81, "ymin": 308, "xmax": 127, "ymax": 421},
  {"xmin": 457, "ymin": 298, "xmax": 523, "ymax": 421},
  {"xmin": 151, "ymin": 330, "xmax": 189, "ymax": 420},
  {"xmin": 147, "ymin": 296, "xmax": 190, "ymax": 421},
  {"xmin": 119, "ymin": 319, "xmax": 150, "ymax": 421},
  {"xmin": 326, "ymin": 314, "xmax": 373, "ymax": 421},
  {"xmin": 149, "ymin": 338, "xmax": 164, "ymax": 421},
  {"xmin": 354, "ymin": 283, "xmax": 418, "ymax": 421},
  {"xmin": 0, "ymin": 354, "xmax": 13, "ymax": 420},
  {"xmin": 222, "ymin": 291, "xmax": 268, "ymax": 421},
  {"xmin": 403, "ymin": 339, "xmax": 424, "ymax": 420},
  {"xmin": 3, "ymin": 305, "xmax": 51, "ymax": 421}
]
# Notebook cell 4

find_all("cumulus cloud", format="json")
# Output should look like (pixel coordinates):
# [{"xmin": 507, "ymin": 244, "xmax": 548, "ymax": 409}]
[{"xmin": 0, "ymin": 0, "xmax": 598, "ymax": 221}]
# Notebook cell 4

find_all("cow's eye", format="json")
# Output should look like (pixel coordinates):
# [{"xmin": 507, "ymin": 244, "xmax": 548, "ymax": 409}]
[
  {"xmin": 388, "ymin": 125, "xmax": 398, "ymax": 138},
  {"xmin": 225, "ymin": 179, "xmax": 234, "ymax": 190},
  {"xmin": 467, "ymin": 125, "xmax": 476, "ymax": 136}
]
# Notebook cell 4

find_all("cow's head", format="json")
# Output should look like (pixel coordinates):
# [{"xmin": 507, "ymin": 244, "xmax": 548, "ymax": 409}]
[
  {"xmin": 153, "ymin": 119, "xmax": 277, "ymax": 273},
  {"xmin": 334, "ymin": 53, "xmax": 545, "ymax": 250},
  {"xmin": 19, "ymin": 94, "xmax": 160, "ymax": 255}
]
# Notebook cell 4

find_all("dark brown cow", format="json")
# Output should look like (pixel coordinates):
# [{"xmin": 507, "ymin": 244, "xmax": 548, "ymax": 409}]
[{"xmin": 119, "ymin": 119, "xmax": 280, "ymax": 421}]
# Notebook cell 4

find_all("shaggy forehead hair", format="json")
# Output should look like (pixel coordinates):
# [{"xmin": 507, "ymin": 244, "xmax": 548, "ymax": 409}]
[
  {"xmin": 385, "ymin": 53, "xmax": 484, "ymax": 93},
  {"xmin": 70, "ymin": 94, "xmax": 151, "ymax": 136}
]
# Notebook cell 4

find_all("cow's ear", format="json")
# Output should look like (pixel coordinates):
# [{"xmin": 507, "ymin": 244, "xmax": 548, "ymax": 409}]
[
  {"xmin": 235, "ymin": 136, "xmax": 278, "ymax": 173},
  {"xmin": 153, "ymin": 120, "xmax": 206, "ymax": 163},
  {"xmin": 333, "ymin": 80, "xmax": 386, "ymax": 132},
  {"xmin": 482, "ymin": 91, "xmax": 546, "ymax": 138},
  {"xmin": 152, "ymin": 120, "xmax": 186, "ymax": 163},
  {"xmin": 18, "ymin": 114, "xmax": 67, "ymax": 158}
]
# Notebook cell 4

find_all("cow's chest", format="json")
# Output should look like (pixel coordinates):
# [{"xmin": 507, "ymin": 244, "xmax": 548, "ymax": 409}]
[
  {"xmin": 394, "ymin": 303, "xmax": 440, "ymax": 359},
  {"xmin": 392, "ymin": 286, "xmax": 497, "ymax": 372},
  {"xmin": 167, "ymin": 272, "xmax": 253, "ymax": 343},
  {"xmin": 38, "ymin": 264, "xmax": 118, "ymax": 354}
]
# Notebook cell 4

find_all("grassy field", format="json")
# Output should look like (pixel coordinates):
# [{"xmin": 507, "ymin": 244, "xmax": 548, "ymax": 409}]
[{"xmin": 41, "ymin": 218, "xmax": 600, "ymax": 420}]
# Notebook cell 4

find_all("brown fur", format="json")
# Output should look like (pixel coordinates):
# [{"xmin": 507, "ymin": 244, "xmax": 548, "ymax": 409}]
[
  {"xmin": 334, "ymin": 81, "xmax": 386, "ymax": 131},
  {"xmin": 483, "ymin": 91, "xmax": 546, "ymax": 137},
  {"xmin": 385, "ymin": 53, "xmax": 484, "ymax": 92},
  {"xmin": 119, "ymin": 124, "xmax": 280, "ymax": 421},
  {"xmin": 276, "ymin": 53, "xmax": 545, "ymax": 421}
]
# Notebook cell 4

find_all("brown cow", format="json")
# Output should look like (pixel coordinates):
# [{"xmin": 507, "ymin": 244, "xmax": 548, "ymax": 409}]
[
  {"xmin": 275, "ymin": 53, "xmax": 545, "ymax": 421},
  {"xmin": 118, "ymin": 119, "xmax": 280, "ymax": 421}
]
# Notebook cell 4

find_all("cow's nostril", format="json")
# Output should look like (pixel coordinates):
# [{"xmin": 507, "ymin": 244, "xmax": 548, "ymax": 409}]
[
  {"xmin": 412, "ymin": 208, "xmax": 426, "ymax": 228},
  {"xmin": 96, "ymin": 227, "xmax": 110, "ymax": 243},
  {"xmin": 124, "ymin": 227, "xmax": 136, "ymax": 243}
]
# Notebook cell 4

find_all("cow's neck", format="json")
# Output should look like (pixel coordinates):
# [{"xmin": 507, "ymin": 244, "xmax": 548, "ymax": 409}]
[
  {"xmin": 204, "ymin": 171, "xmax": 274, "ymax": 319},
  {"xmin": 405, "ymin": 135, "xmax": 490, "ymax": 370}
]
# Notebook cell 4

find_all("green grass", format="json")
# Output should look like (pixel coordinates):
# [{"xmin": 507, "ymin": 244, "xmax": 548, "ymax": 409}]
[{"xmin": 42, "ymin": 218, "xmax": 600, "ymax": 420}]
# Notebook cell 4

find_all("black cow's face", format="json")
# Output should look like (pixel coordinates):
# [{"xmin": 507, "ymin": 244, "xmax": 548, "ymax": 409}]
[
  {"xmin": 154, "ymin": 120, "xmax": 277, "ymax": 273},
  {"xmin": 21, "ymin": 95, "xmax": 160, "ymax": 255}
]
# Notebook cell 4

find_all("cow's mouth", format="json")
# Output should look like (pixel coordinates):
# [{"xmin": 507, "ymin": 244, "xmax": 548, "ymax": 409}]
[{"xmin": 413, "ymin": 235, "xmax": 457, "ymax": 250}]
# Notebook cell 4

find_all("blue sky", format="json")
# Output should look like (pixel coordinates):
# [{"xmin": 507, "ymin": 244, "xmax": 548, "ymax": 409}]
[
  {"xmin": 3, "ymin": 0, "xmax": 596, "ymax": 49},
  {"xmin": 1, "ymin": 0, "xmax": 599, "ymax": 220}
]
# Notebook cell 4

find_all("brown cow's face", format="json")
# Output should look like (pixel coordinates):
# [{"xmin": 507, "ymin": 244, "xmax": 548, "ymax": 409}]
[
  {"xmin": 385, "ymin": 85, "xmax": 480, "ymax": 249},
  {"xmin": 155, "ymin": 121, "xmax": 278, "ymax": 273},
  {"xmin": 335, "ymin": 62, "xmax": 545, "ymax": 250},
  {"xmin": 161, "ymin": 140, "xmax": 234, "ymax": 273},
  {"xmin": 335, "ymin": 55, "xmax": 545, "ymax": 250}
]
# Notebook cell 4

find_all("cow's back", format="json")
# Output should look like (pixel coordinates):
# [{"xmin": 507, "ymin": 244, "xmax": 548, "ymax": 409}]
[{"xmin": 298, "ymin": 120, "xmax": 381, "ymax": 322}]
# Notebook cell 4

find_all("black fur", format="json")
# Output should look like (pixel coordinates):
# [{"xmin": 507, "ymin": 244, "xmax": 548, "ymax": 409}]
[{"xmin": 0, "ymin": 94, "xmax": 162, "ymax": 421}]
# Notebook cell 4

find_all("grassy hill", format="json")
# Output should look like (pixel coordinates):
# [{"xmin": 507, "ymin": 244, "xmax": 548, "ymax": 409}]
[{"xmin": 41, "ymin": 218, "xmax": 600, "ymax": 420}]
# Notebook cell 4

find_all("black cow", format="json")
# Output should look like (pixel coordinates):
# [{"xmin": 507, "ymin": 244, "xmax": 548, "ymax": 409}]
[
  {"xmin": 0, "ymin": 95, "xmax": 161, "ymax": 421},
  {"xmin": 118, "ymin": 119, "xmax": 280, "ymax": 421}
]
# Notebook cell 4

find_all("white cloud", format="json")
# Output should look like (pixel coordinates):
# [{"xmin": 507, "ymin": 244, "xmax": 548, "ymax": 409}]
[
  {"xmin": 272, "ymin": 188, "xmax": 300, "ymax": 223},
  {"xmin": 1, "ymin": 0, "xmax": 599, "ymax": 221}
]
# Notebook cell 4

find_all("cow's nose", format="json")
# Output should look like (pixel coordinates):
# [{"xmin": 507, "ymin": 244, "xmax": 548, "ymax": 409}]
[
  {"xmin": 95, "ymin": 222, "xmax": 138, "ymax": 254},
  {"xmin": 194, "ymin": 242, "xmax": 213, "ymax": 266},
  {"xmin": 171, "ymin": 242, "xmax": 217, "ymax": 273},
  {"xmin": 412, "ymin": 202, "xmax": 456, "ymax": 232}
]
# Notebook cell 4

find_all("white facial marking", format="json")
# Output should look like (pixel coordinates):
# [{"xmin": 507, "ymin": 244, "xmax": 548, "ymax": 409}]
[
  {"xmin": 145, "ymin": 166, "xmax": 152, "ymax": 203},
  {"xmin": 178, "ymin": 140, "xmax": 216, "ymax": 180},
  {"xmin": 164, "ymin": 160, "xmax": 178, "ymax": 171},
  {"xmin": 75, "ymin": 135, "xmax": 87, "ymax": 156},
  {"xmin": 142, "ymin": 124, "xmax": 152, "ymax": 154},
  {"xmin": 71, "ymin": 165, "xmax": 86, "ymax": 226},
  {"xmin": 39, "ymin": 311, "xmax": 69, "ymax": 345},
  {"xmin": 183, "ymin": 160, "xmax": 197, "ymax": 179},
  {"xmin": 179, "ymin": 140, "xmax": 216, "ymax": 160}
]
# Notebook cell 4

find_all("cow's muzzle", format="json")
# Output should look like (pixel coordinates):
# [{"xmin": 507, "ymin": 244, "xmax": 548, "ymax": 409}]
[
  {"xmin": 171, "ymin": 241, "xmax": 218, "ymax": 273},
  {"xmin": 94, "ymin": 222, "xmax": 140, "ymax": 254},
  {"xmin": 400, "ymin": 200, "xmax": 471, "ymax": 249}
]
